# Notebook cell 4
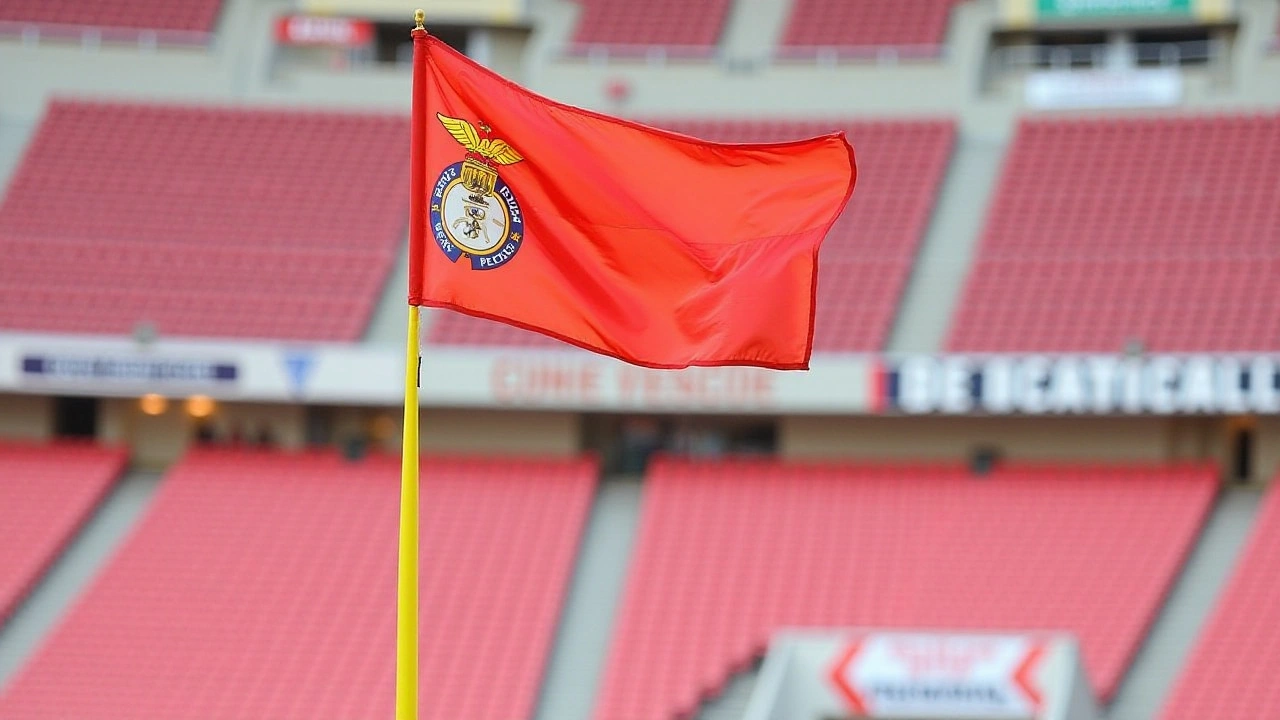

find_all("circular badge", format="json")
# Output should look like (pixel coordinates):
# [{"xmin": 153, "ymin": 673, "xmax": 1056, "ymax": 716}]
[{"xmin": 430, "ymin": 161, "xmax": 524, "ymax": 271}]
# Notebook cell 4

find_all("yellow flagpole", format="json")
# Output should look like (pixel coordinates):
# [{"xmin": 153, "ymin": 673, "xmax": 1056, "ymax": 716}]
[
  {"xmin": 398, "ymin": 10, "xmax": 428, "ymax": 719},
  {"xmin": 397, "ymin": 304, "xmax": 420, "ymax": 719}
]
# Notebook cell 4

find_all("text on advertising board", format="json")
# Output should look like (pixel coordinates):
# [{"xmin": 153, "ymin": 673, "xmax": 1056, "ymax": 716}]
[
  {"xmin": 489, "ymin": 357, "xmax": 774, "ymax": 409},
  {"xmin": 829, "ymin": 633, "xmax": 1044, "ymax": 719},
  {"xmin": 876, "ymin": 355, "xmax": 1280, "ymax": 415}
]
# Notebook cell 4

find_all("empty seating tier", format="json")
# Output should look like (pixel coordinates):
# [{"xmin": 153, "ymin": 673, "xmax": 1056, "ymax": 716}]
[
  {"xmin": 594, "ymin": 459, "xmax": 1215, "ymax": 720},
  {"xmin": 0, "ymin": 100, "xmax": 406, "ymax": 341},
  {"xmin": 781, "ymin": 0, "xmax": 958, "ymax": 55},
  {"xmin": 430, "ymin": 119, "xmax": 954, "ymax": 352},
  {"xmin": 0, "ymin": 450, "xmax": 596, "ymax": 720},
  {"xmin": 568, "ymin": 0, "xmax": 732, "ymax": 51},
  {"xmin": 0, "ymin": 0, "xmax": 223, "ymax": 36},
  {"xmin": 948, "ymin": 113, "xmax": 1280, "ymax": 352},
  {"xmin": 1160, "ymin": 478, "xmax": 1280, "ymax": 719},
  {"xmin": 0, "ymin": 441, "xmax": 125, "ymax": 623}
]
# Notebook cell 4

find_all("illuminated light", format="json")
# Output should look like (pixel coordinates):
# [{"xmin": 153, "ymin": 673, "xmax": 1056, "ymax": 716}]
[
  {"xmin": 139, "ymin": 394, "xmax": 168, "ymax": 416},
  {"xmin": 186, "ymin": 395, "xmax": 216, "ymax": 419}
]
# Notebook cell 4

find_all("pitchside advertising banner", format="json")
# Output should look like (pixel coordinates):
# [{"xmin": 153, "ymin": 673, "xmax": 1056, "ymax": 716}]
[{"xmin": 1000, "ymin": 0, "xmax": 1233, "ymax": 26}]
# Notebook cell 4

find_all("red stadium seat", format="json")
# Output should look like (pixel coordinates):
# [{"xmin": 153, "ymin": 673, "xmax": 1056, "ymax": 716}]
[
  {"xmin": 0, "ymin": 441, "xmax": 126, "ymax": 623},
  {"xmin": 568, "ymin": 0, "xmax": 732, "ymax": 51},
  {"xmin": 430, "ymin": 119, "xmax": 955, "ymax": 352},
  {"xmin": 0, "ymin": 101, "xmax": 407, "ymax": 342},
  {"xmin": 593, "ymin": 459, "xmax": 1216, "ymax": 720},
  {"xmin": 948, "ymin": 113, "xmax": 1280, "ymax": 352},
  {"xmin": 781, "ymin": 0, "xmax": 960, "ymax": 55},
  {"xmin": 0, "ymin": 0, "xmax": 223, "ymax": 35},
  {"xmin": 0, "ymin": 449, "xmax": 596, "ymax": 720},
  {"xmin": 1160, "ymin": 477, "xmax": 1280, "ymax": 719}
]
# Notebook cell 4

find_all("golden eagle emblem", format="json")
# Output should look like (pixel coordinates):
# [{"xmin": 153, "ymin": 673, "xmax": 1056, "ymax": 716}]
[{"xmin": 437, "ymin": 114, "xmax": 524, "ymax": 166}]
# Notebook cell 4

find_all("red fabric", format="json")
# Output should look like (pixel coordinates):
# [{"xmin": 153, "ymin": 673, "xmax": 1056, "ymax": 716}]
[{"xmin": 411, "ymin": 35, "xmax": 856, "ymax": 370}]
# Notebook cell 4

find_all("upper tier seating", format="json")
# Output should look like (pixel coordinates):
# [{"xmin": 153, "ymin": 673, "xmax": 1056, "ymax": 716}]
[
  {"xmin": 947, "ymin": 113, "xmax": 1280, "ymax": 352},
  {"xmin": 781, "ymin": 0, "xmax": 959, "ymax": 56},
  {"xmin": 0, "ymin": 441, "xmax": 125, "ymax": 623},
  {"xmin": 0, "ymin": 449, "xmax": 596, "ymax": 720},
  {"xmin": 1159, "ymin": 476, "xmax": 1280, "ymax": 719},
  {"xmin": 0, "ymin": 100, "xmax": 406, "ymax": 341},
  {"xmin": 593, "ymin": 459, "xmax": 1216, "ymax": 720},
  {"xmin": 568, "ymin": 0, "xmax": 732, "ymax": 51},
  {"xmin": 429, "ymin": 119, "xmax": 955, "ymax": 352},
  {"xmin": 0, "ymin": 0, "xmax": 223, "ymax": 40}
]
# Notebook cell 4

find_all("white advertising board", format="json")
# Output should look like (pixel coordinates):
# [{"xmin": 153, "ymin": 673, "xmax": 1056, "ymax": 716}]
[{"xmin": 828, "ymin": 633, "xmax": 1044, "ymax": 718}]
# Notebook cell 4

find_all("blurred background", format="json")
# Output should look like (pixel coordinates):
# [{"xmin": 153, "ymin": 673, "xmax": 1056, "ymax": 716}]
[{"xmin": 0, "ymin": 0, "xmax": 1278, "ymax": 718}]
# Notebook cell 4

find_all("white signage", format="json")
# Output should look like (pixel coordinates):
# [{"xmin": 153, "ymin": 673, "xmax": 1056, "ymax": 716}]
[
  {"xmin": 829, "ymin": 633, "xmax": 1044, "ymax": 719},
  {"xmin": 877, "ymin": 354, "xmax": 1280, "ymax": 415},
  {"xmin": 1026, "ymin": 69, "xmax": 1182, "ymax": 110}
]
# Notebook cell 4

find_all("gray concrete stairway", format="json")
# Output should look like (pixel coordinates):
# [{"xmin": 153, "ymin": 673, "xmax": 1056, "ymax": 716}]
[
  {"xmin": 718, "ymin": 0, "xmax": 796, "ymax": 64},
  {"xmin": 533, "ymin": 475, "xmax": 645, "ymax": 720},
  {"xmin": 1106, "ymin": 486, "xmax": 1263, "ymax": 720},
  {"xmin": 697, "ymin": 666, "xmax": 761, "ymax": 720},
  {"xmin": 0, "ymin": 469, "xmax": 164, "ymax": 691},
  {"xmin": 886, "ymin": 130, "xmax": 1005, "ymax": 352},
  {"xmin": 362, "ymin": 236, "xmax": 413, "ymax": 347}
]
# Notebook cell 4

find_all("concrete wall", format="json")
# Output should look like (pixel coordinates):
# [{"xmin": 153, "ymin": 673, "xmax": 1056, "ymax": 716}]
[
  {"xmin": 0, "ymin": 394, "xmax": 52, "ymax": 441},
  {"xmin": 782, "ymin": 415, "xmax": 1182, "ymax": 463}
]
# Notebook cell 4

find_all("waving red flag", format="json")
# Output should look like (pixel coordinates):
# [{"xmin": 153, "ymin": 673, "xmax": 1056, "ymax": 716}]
[{"xmin": 410, "ymin": 34, "xmax": 856, "ymax": 370}]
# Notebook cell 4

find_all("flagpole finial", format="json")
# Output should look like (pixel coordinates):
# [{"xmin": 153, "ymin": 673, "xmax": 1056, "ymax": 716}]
[{"xmin": 414, "ymin": 9, "xmax": 425, "ymax": 30}]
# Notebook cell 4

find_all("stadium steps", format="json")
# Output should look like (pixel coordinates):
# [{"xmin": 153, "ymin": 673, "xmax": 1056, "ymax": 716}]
[
  {"xmin": 0, "ymin": 117, "xmax": 37, "ymax": 185},
  {"xmin": 533, "ymin": 476, "xmax": 644, "ymax": 720},
  {"xmin": 0, "ymin": 469, "xmax": 163, "ymax": 691},
  {"xmin": 1106, "ymin": 486, "xmax": 1263, "ymax": 720},
  {"xmin": 363, "ymin": 235, "xmax": 412, "ymax": 345},
  {"xmin": 717, "ymin": 0, "xmax": 795, "ymax": 64},
  {"xmin": 695, "ymin": 664, "xmax": 760, "ymax": 720},
  {"xmin": 886, "ymin": 130, "xmax": 1001, "ymax": 352}
]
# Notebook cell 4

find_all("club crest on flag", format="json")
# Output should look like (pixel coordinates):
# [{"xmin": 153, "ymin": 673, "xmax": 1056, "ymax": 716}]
[{"xmin": 430, "ymin": 113, "xmax": 526, "ymax": 271}]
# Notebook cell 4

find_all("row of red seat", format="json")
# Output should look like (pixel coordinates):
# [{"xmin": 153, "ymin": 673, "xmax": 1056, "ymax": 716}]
[
  {"xmin": 0, "ymin": 0, "xmax": 222, "ymax": 34},
  {"xmin": 0, "ymin": 448, "xmax": 597, "ymax": 720},
  {"xmin": 569, "ymin": 0, "xmax": 959, "ymax": 52},
  {"xmin": 0, "ymin": 100, "xmax": 406, "ymax": 342},
  {"xmin": 5, "ymin": 444, "xmax": 1280, "ymax": 719},
  {"xmin": 4, "ymin": 100, "xmax": 1278, "ymax": 352},
  {"xmin": 948, "ymin": 114, "xmax": 1280, "ymax": 352},
  {"xmin": 594, "ymin": 459, "xmax": 1216, "ymax": 719},
  {"xmin": 0, "ymin": 441, "xmax": 126, "ymax": 623}
]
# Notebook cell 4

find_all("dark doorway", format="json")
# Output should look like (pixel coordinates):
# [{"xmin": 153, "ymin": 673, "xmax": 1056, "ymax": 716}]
[
  {"xmin": 54, "ymin": 396, "xmax": 98, "ymax": 439},
  {"xmin": 1231, "ymin": 424, "xmax": 1254, "ymax": 484}
]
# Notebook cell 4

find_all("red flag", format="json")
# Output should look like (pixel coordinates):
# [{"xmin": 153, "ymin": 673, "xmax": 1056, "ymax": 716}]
[{"xmin": 410, "ymin": 34, "xmax": 856, "ymax": 370}]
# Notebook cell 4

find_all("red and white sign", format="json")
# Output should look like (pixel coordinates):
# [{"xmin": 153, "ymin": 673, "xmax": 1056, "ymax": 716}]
[
  {"xmin": 275, "ymin": 15, "xmax": 374, "ymax": 46},
  {"xmin": 829, "ymin": 633, "xmax": 1044, "ymax": 719}
]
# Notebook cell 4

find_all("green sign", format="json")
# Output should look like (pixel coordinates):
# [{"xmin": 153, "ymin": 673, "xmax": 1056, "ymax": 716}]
[{"xmin": 1036, "ymin": 0, "xmax": 1193, "ymax": 18}]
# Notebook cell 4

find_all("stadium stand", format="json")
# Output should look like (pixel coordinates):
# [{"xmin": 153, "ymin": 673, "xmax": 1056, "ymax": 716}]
[
  {"xmin": 780, "ymin": 0, "xmax": 959, "ymax": 55},
  {"xmin": 0, "ymin": 0, "xmax": 223, "ymax": 39},
  {"xmin": 594, "ymin": 459, "xmax": 1216, "ymax": 720},
  {"xmin": 947, "ymin": 113, "xmax": 1280, "ymax": 352},
  {"xmin": 1159, "ymin": 478, "xmax": 1280, "ymax": 719},
  {"xmin": 0, "ymin": 441, "xmax": 125, "ymax": 623},
  {"xmin": 429, "ymin": 118, "xmax": 954, "ymax": 352},
  {"xmin": 0, "ymin": 449, "xmax": 596, "ymax": 720},
  {"xmin": 0, "ymin": 100, "xmax": 407, "ymax": 341},
  {"xmin": 567, "ymin": 0, "xmax": 731, "ymax": 51}
]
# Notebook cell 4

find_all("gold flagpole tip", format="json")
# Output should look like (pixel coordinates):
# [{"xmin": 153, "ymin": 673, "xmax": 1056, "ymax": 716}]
[{"xmin": 414, "ymin": 9, "xmax": 425, "ymax": 29}]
